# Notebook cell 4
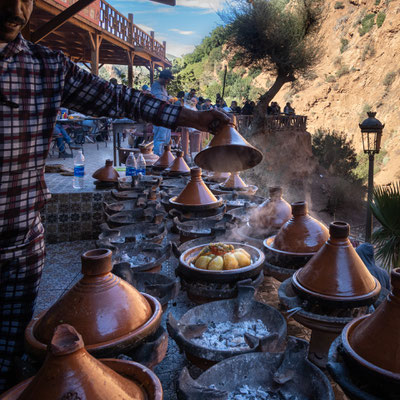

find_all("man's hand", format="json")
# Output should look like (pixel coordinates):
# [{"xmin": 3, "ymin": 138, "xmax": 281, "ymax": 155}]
[{"xmin": 177, "ymin": 107, "xmax": 231, "ymax": 134}]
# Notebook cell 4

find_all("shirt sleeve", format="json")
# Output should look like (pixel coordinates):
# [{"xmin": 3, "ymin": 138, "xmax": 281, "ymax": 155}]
[{"xmin": 60, "ymin": 56, "xmax": 181, "ymax": 130}]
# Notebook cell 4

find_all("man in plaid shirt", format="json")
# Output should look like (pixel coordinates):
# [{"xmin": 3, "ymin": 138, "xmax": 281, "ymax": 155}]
[{"xmin": 0, "ymin": 0, "xmax": 229, "ymax": 391}]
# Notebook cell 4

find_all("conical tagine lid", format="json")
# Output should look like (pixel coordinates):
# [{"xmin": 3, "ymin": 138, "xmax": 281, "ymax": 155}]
[
  {"xmin": 194, "ymin": 123, "xmax": 263, "ymax": 172},
  {"xmin": 153, "ymin": 144, "xmax": 175, "ymax": 168},
  {"xmin": 34, "ymin": 249, "xmax": 152, "ymax": 346},
  {"xmin": 292, "ymin": 222, "xmax": 381, "ymax": 302},
  {"xmin": 250, "ymin": 187, "xmax": 291, "ymax": 230},
  {"xmin": 273, "ymin": 201, "xmax": 329, "ymax": 253},
  {"xmin": 167, "ymin": 150, "xmax": 190, "ymax": 174},
  {"xmin": 220, "ymin": 172, "xmax": 248, "ymax": 189},
  {"xmin": 92, "ymin": 159, "xmax": 120, "ymax": 182},
  {"xmin": 342, "ymin": 268, "xmax": 400, "ymax": 378},
  {"xmin": 171, "ymin": 167, "xmax": 219, "ymax": 206},
  {"xmin": 16, "ymin": 325, "xmax": 147, "ymax": 399}
]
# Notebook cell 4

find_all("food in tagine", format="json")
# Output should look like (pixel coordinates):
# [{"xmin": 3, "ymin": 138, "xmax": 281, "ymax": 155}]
[{"xmin": 191, "ymin": 243, "xmax": 252, "ymax": 271}]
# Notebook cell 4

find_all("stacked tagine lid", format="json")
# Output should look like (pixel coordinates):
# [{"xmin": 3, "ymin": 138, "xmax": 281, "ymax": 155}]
[
  {"xmin": 292, "ymin": 221, "xmax": 381, "ymax": 306},
  {"xmin": 220, "ymin": 172, "xmax": 248, "ymax": 190},
  {"xmin": 25, "ymin": 249, "xmax": 162, "ymax": 359},
  {"xmin": 165, "ymin": 150, "xmax": 190, "ymax": 176},
  {"xmin": 169, "ymin": 167, "xmax": 222, "ymax": 210},
  {"xmin": 341, "ymin": 267, "xmax": 400, "ymax": 384},
  {"xmin": 152, "ymin": 145, "xmax": 175, "ymax": 171},
  {"xmin": 249, "ymin": 187, "xmax": 292, "ymax": 234},
  {"xmin": 2, "ymin": 324, "xmax": 162, "ymax": 399}
]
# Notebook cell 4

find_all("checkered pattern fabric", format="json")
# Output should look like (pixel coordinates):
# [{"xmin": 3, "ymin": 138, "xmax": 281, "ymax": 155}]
[
  {"xmin": 0, "ymin": 229, "xmax": 45, "ymax": 392},
  {"xmin": 0, "ymin": 33, "xmax": 182, "ymax": 249}
]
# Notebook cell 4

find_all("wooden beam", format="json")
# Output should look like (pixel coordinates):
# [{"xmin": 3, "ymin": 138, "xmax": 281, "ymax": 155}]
[
  {"xmin": 127, "ymin": 51, "xmax": 135, "ymax": 88},
  {"xmin": 89, "ymin": 32, "xmax": 103, "ymax": 75},
  {"xmin": 32, "ymin": 0, "xmax": 97, "ymax": 43},
  {"xmin": 149, "ymin": 61, "xmax": 154, "ymax": 85}
]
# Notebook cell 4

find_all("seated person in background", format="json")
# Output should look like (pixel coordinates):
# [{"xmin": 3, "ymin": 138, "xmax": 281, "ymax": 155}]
[
  {"xmin": 266, "ymin": 103, "xmax": 273, "ymax": 115},
  {"xmin": 201, "ymin": 99, "xmax": 213, "ymax": 110},
  {"xmin": 141, "ymin": 84, "xmax": 150, "ymax": 94},
  {"xmin": 53, "ymin": 123, "xmax": 72, "ymax": 158},
  {"xmin": 175, "ymin": 91, "xmax": 185, "ymax": 106},
  {"xmin": 197, "ymin": 97, "xmax": 204, "ymax": 110},
  {"xmin": 109, "ymin": 77, "xmax": 118, "ymax": 85},
  {"xmin": 230, "ymin": 101, "xmax": 241, "ymax": 113},
  {"xmin": 185, "ymin": 88, "xmax": 196, "ymax": 101},
  {"xmin": 271, "ymin": 102, "xmax": 281, "ymax": 115},
  {"xmin": 283, "ymin": 102, "xmax": 295, "ymax": 115}
]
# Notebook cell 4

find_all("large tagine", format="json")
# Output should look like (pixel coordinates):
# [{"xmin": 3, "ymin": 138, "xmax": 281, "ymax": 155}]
[
  {"xmin": 342, "ymin": 267, "xmax": 400, "ymax": 382},
  {"xmin": 194, "ymin": 123, "xmax": 263, "ymax": 172},
  {"xmin": 92, "ymin": 159, "xmax": 119, "ymax": 182},
  {"xmin": 165, "ymin": 150, "xmax": 190, "ymax": 176},
  {"xmin": 249, "ymin": 186, "xmax": 291, "ymax": 233},
  {"xmin": 152, "ymin": 144, "xmax": 175, "ymax": 171},
  {"xmin": 169, "ymin": 167, "xmax": 222, "ymax": 210},
  {"xmin": 1, "ymin": 324, "xmax": 163, "ymax": 400},
  {"xmin": 292, "ymin": 221, "xmax": 381, "ymax": 307},
  {"xmin": 25, "ymin": 249, "xmax": 162, "ymax": 359}
]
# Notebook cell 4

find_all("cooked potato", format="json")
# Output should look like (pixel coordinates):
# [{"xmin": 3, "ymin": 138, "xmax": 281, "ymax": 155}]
[
  {"xmin": 223, "ymin": 252, "xmax": 239, "ymax": 270},
  {"xmin": 208, "ymin": 256, "xmax": 224, "ymax": 270},
  {"xmin": 233, "ymin": 250, "xmax": 251, "ymax": 267},
  {"xmin": 195, "ymin": 256, "xmax": 213, "ymax": 269},
  {"xmin": 235, "ymin": 248, "xmax": 251, "ymax": 259}
]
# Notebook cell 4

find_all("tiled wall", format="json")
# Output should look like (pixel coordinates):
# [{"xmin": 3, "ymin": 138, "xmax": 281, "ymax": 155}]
[{"xmin": 42, "ymin": 191, "xmax": 112, "ymax": 243}]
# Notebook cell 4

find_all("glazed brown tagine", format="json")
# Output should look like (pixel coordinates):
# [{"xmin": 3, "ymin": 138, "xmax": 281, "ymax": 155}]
[
  {"xmin": 194, "ymin": 123, "xmax": 263, "ymax": 172},
  {"xmin": 92, "ymin": 159, "xmax": 119, "ymax": 182},
  {"xmin": 279, "ymin": 221, "xmax": 384, "ymax": 368},
  {"xmin": 1, "ymin": 324, "xmax": 163, "ymax": 400},
  {"xmin": 152, "ymin": 144, "xmax": 175, "ymax": 171},
  {"xmin": 169, "ymin": 167, "xmax": 223, "ymax": 211},
  {"xmin": 327, "ymin": 268, "xmax": 400, "ymax": 399},
  {"xmin": 25, "ymin": 249, "xmax": 162, "ymax": 360},
  {"xmin": 263, "ymin": 201, "xmax": 329, "ymax": 281},
  {"xmin": 165, "ymin": 150, "xmax": 190, "ymax": 176}
]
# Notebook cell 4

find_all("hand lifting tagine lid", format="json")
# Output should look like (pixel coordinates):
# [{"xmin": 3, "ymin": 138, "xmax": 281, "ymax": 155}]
[
  {"xmin": 25, "ymin": 249, "xmax": 162, "ymax": 360},
  {"xmin": 1, "ymin": 324, "xmax": 163, "ymax": 400},
  {"xmin": 194, "ymin": 123, "xmax": 263, "ymax": 172},
  {"xmin": 152, "ymin": 144, "xmax": 175, "ymax": 171},
  {"xmin": 341, "ymin": 268, "xmax": 400, "ymax": 382},
  {"xmin": 165, "ymin": 150, "xmax": 190, "ymax": 176},
  {"xmin": 169, "ymin": 167, "xmax": 223, "ymax": 210},
  {"xmin": 292, "ymin": 221, "xmax": 381, "ymax": 306},
  {"xmin": 267, "ymin": 201, "xmax": 329, "ymax": 254},
  {"xmin": 92, "ymin": 159, "xmax": 120, "ymax": 182}
]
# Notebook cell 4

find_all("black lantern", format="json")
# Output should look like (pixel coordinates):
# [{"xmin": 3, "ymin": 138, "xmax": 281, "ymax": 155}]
[
  {"xmin": 359, "ymin": 112, "xmax": 384, "ymax": 154},
  {"xmin": 359, "ymin": 112, "xmax": 384, "ymax": 242}
]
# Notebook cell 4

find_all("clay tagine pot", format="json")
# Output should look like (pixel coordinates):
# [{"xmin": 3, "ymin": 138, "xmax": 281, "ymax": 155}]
[
  {"xmin": 272, "ymin": 201, "xmax": 329, "ymax": 254},
  {"xmin": 169, "ymin": 167, "xmax": 222, "ymax": 210},
  {"xmin": 194, "ymin": 123, "xmax": 263, "ymax": 172},
  {"xmin": 166, "ymin": 150, "xmax": 190, "ymax": 176},
  {"xmin": 25, "ymin": 249, "xmax": 162, "ymax": 360},
  {"xmin": 292, "ymin": 221, "xmax": 381, "ymax": 306},
  {"xmin": 2, "ymin": 324, "xmax": 163, "ymax": 400},
  {"xmin": 207, "ymin": 171, "xmax": 230, "ymax": 183},
  {"xmin": 341, "ymin": 268, "xmax": 400, "ymax": 382},
  {"xmin": 249, "ymin": 187, "xmax": 291, "ymax": 232},
  {"xmin": 220, "ymin": 172, "xmax": 248, "ymax": 190},
  {"xmin": 152, "ymin": 144, "xmax": 175, "ymax": 170},
  {"xmin": 139, "ymin": 142, "xmax": 159, "ymax": 166},
  {"xmin": 92, "ymin": 159, "xmax": 119, "ymax": 182}
]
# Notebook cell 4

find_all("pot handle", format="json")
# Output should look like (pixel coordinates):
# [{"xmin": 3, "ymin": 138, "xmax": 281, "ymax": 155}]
[{"xmin": 172, "ymin": 242, "xmax": 181, "ymax": 259}]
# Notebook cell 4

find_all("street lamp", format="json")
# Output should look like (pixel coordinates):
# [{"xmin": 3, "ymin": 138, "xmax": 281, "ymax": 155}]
[{"xmin": 359, "ymin": 111, "xmax": 384, "ymax": 242}]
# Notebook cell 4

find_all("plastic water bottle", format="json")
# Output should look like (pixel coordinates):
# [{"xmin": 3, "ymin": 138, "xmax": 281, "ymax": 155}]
[
  {"xmin": 136, "ymin": 153, "xmax": 146, "ymax": 179},
  {"xmin": 126, "ymin": 152, "xmax": 137, "ymax": 186},
  {"xmin": 73, "ymin": 150, "xmax": 85, "ymax": 189}
]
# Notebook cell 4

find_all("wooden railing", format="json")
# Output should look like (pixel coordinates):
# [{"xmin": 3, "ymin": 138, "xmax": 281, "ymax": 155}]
[
  {"xmin": 235, "ymin": 114, "xmax": 307, "ymax": 134},
  {"xmin": 98, "ymin": 0, "xmax": 166, "ymax": 60}
]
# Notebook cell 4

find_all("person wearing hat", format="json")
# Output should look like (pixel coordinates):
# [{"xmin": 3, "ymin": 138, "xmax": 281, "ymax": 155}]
[{"xmin": 151, "ymin": 69, "xmax": 175, "ymax": 155}]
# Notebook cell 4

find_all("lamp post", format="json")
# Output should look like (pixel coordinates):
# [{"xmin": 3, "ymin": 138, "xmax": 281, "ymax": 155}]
[{"xmin": 359, "ymin": 111, "xmax": 384, "ymax": 242}]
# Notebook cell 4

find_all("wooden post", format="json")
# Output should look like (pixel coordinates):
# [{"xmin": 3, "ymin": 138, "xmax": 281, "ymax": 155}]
[
  {"xmin": 149, "ymin": 61, "xmax": 154, "ymax": 85},
  {"xmin": 127, "ymin": 51, "xmax": 134, "ymax": 88},
  {"xmin": 89, "ymin": 32, "xmax": 102, "ymax": 76},
  {"xmin": 150, "ymin": 31, "xmax": 155, "ymax": 52},
  {"xmin": 163, "ymin": 40, "xmax": 166, "ymax": 58},
  {"xmin": 128, "ymin": 13, "xmax": 134, "ymax": 44}
]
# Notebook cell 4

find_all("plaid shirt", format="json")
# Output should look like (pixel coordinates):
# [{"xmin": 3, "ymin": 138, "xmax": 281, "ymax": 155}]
[{"xmin": 0, "ymin": 34, "xmax": 181, "ymax": 250}]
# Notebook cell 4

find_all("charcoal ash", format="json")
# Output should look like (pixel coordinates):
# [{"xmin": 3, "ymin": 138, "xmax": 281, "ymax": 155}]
[
  {"xmin": 191, "ymin": 320, "xmax": 269, "ymax": 350},
  {"xmin": 209, "ymin": 384, "xmax": 299, "ymax": 400},
  {"xmin": 118, "ymin": 252, "xmax": 156, "ymax": 266}
]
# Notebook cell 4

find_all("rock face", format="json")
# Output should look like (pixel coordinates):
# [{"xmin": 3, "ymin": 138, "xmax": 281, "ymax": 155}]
[{"xmin": 269, "ymin": 0, "xmax": 400, "ymax": 185}]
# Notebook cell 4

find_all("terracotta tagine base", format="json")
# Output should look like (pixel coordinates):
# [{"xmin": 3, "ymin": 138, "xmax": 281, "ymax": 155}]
[
  {"xmin": 92, "ymin": 159, "xmax": 120, "ymax": 182},
  {"xmin": 25, "ymin": 249, "xmax": 162, "ymax": 360},
  {"xmin": 1, "ymin": 324, "xmax": 163, "ymax": 400}
]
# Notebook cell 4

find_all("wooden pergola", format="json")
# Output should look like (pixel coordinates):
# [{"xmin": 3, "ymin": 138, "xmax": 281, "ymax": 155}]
[{"xmin": 25, "ymin": 0, "xmax": 174, "ymax": 86}]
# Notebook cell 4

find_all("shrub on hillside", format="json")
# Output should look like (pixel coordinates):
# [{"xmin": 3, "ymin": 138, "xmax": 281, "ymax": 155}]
[
  {"xmin": 376, "ymin": 12, "xmax": 386, "ymax": 28},
  {"xmin": 336, "ymin": 65, "xmax": 350, "ymax": 77},
  {"xmin": 334, "ymin": 2, "xmax": 345, "ymax": 9},
  {"xmin": 312, "ymin": 129, "xmax": 359, "ymax": 181},
  {"xmin": 359, "ymin": 14, "xmax": 375, "ymax": 36},
  {"xmin": 383, "ymin": 71, "xmax": 396, "ymax": 87},
  {"xmin": 340, "ymin": 38, "xmax": 349, "ymax": 53}
]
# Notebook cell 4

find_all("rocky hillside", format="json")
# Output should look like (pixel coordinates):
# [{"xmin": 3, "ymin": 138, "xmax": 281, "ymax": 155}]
[{"xmin": 270, "ymin": 0, "xmax": 400, "ymax": 185}]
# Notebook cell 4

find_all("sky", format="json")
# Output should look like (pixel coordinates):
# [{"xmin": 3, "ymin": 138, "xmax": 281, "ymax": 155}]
[{"xmin": 107, "ymin": 0, "xmax": 226, "ymax": 57}]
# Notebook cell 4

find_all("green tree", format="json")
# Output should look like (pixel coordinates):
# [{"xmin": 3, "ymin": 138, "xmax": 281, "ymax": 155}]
[{"xmin": 223, "ymin": 0, "xmax": 322, "ymax": 120}]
